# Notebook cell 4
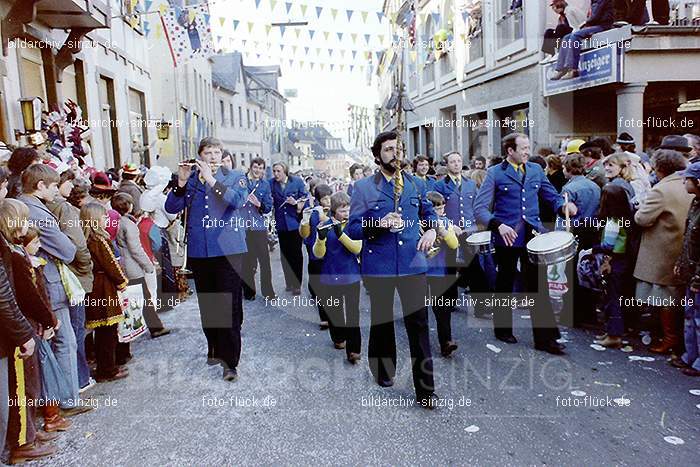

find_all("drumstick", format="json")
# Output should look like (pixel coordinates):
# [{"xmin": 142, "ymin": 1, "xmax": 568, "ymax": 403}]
[{"xmin": 563, "ymin": 192, "xmax": 570, "ymax": 233}]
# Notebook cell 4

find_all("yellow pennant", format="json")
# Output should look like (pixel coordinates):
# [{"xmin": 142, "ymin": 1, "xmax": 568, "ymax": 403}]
[
  {"xmin": 266, "ymin": 25, "xmax": 271, "ymax": 36},
  {"xmin": 248, "ymin": 21, "xmax": 254, "ymax": 33},
  {"xmin": 159, "ymin": 4, "xmax": 168, "ymax": 15},
  {"xmin": 188, "ymin": 8, "xmax": 196, "ymax": 22},
  {"xmin": 361, "ymin": 11, "xmax": 368, "ymax": 23},
  {"xmin": 330, "ymin": 8, "xmax": 338, "ymax": 20},
  {"xmin": 219, "ymin": 17, "xmax": 226, "ymax": 27},
  {"xmin": 300, "ymin": 4, "xmax": 308, "ymax": 16},
  {"xmin": 323, "ymin": 31, "xmax": 330, "ymax": 41},
  {"xmin": 270, "ymin": 0, "xmax": 277, "ymax": 11},
  {"xmin": 295, "ymin": 29, "xmax": 301, "ymax": 39},
  {"xmin": 351, "ymin": 33, "xmax": 357, "ymax": 44}
]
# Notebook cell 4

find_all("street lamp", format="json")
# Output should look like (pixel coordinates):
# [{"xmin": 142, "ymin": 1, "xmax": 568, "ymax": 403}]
[
  {"xmin": 19, "ymin": 97, "xmax": 42, "ymax": 133},
  {"xmin": 156, "ymin": 118, "xmax": 171, "ymax": 140}
]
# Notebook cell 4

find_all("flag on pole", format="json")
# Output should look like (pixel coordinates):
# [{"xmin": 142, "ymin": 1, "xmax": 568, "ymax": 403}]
[{"xmin": 160, "ymin": 3, "xmax": 214, "ymax": 67}]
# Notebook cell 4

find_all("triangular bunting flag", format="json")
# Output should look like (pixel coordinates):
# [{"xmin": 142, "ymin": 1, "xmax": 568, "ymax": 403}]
[
  {"xmin": 340, "ymin": 50, "xmax": 346, "ymax": 59},
  {"xmin": 285, "ymin": 2, "xmax": 292, "ymax": 14},
  {"xmin": 270, "ymin": 0, "xmax": 277, "ymax": 11},
  {"xmin": 379, "ymin": 34, "xmax": 385, "ymax": 45},
  {"xmin": 364, "ymin": 34, "xmax": 370, "ymax": 45},
  {"xmin": 346, "ymin": 10, "xmax": 353, "ymax": 21},
  {"xmin": 351, "ymin": 33, "xmax": 357, "ymax": 44},
  {"xmin": 219, "ymin": 16, "xmax": 226, "ymax": 27},
  {"xmin": 351, "ymin": 50, "xmax": 357, "ymax": 59},
  {"xmin": 280, "ymin": 25, "xmax": 285, "ymax": 36},
  {"xmin": 337, "ymin": 32, "xmax": 343, "ymax": 41},
  {"xmin": 266, "ymin": 25, "xmax": 272, "ymax": 36},
  {"xmin": 233, "ymin": 19, "xmax": 240, "ymax": 30},
  {"xmin": 144, "ymin": 0, "xmax": 153, "ymax": 12},
  {"xmin": 320, "ymin": 63, "xmax": 325, "ymax": 71},
  {"xmin": 304, "ymin": 46, "xmax": 309, "ymax": 55},
  {"xmin": 316, "ymin": 6, "xmax": 323, "ymax": 18},
  {"xmin": 248, "ymin": 22, "xmax": 254, "ymax": 33},
  {"xmin": 350, "ymin": 65, "xmax": 355, "ymax": 72},
  {"xmin": 309, "ymin": 30, "xmax": 315, "ymax": 39},
  {"xmin": 323, "ymin": 31, "xmax": 330, "ymax": 41},
  {"xmin": 255, "ymin": 0, "xmax": 262, "ymax": 8},
  {"xmin": 292, "ymin": 45, "xmax": 298, "ymax": 54},
  {"xmin": 331, "ymin": 8, "xmax": 338, "ymax": 20},
  {"xmin": 361, "ymin": 11, "xmax": 368, "ymax": 23},
  {"xmin": 295, "ymin": 29, "xmax": 300, "ymax": 39},
  {"xmin": 330, "ymin": 64, "xmax": 335, "ymax": 71},
  {"xmin": 376, "ymin": 12, "xmax": 383, "ymax": 22},
  {"xmin": 301, "ymin": 5, "xmax": 308, "ymax": 16},
  {"xmin": 327, "ymin": 48, "xmax": 332, "ymax": 57},
  {"xmin": 431, "ymin": 12, "xmax": 440, "ymax": 25}
]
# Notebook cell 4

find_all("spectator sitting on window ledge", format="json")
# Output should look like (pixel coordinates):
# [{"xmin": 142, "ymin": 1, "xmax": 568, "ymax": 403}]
[
  {"xmin": 542, "ymin": 0, "xmax": 574, "ymax": 56},
  {"xmin": 551, "ymin": 0, "xmax": 614, "ymax": 81}
]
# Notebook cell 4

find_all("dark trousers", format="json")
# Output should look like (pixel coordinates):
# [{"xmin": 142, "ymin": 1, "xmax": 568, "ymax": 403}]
[
  {"xmin": 364, "ymin": 274, "xmax": 434, "ymax": 398},
  {"xmin": 652, "ymin": 0, "xmax": 670, "ymax": 24},
  {"xmin": 241, "ymin": 230, "xmax": 275, "ymax": 298},
  {"xmin": 562, "ymin": 227, "xmax": 599, "ymax": 327},
  {"xmin": 494, "ymin": 242, "xmax": 560, "ymax": 347},
  {"xmin": 278, "ymin": 230, "xmax": 303, "ymax": 290},
  {"xmin": 129, "ymin": 277, "xmax": 165, "ymax": 335},
  {"xmin": 324, "ymin": 281, "xmax": 361, "ymax": 355},
  {"xmin": 308, "ymin": 259, "xmax": 328, "ymax": 323},
  {"xmin": 7, "ymin": 348, "xmax": 39, "ymax": 449},
  {"xmin": 94, "ymin": 324, "xmax": 119, "ymax": 379},
  {"xmin": 190, "ymin": 254, "xmax": 243, "ymax": 370},
  {"xmin": 428, "ymin": 275, "xmax": 453, "ymax": 350}
]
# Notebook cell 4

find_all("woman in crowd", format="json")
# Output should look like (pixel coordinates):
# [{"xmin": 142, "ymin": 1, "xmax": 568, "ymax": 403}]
[
  {"xmin": 112, "ymin": 192, "xmax": 170, "ymax": 339},
  {"xmin": 7, "ymin": 147, "xmax": 40, "ymax": 199},
  {"xmin": 594, "ymin": 185, "xmax": 635, "ymax": 348},
  {"xmin": 546, "ymin": 153, "xmax": 566, "ymax": 192},
  {"xmin": 603, "ymin": 153, "xmax": 636, "ymax": 202},
  {"xmin": 634, "ymin": 150, "xmax": 692, "ymax": 355},
  {"xmin": 81, "ymin": 202, "xmax": 130, "ymax": 381}
]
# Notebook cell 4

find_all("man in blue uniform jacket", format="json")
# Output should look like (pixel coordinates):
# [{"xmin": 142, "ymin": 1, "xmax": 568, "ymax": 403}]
[
  {"xmin": 165, "ymin": 137, "xmax": 248, "ymax": 381},
  {"xmin": 474, "ymin": 133, "xmax": 577, "ymax": 355},
  {"xmin": 346, "ymin": 131, "xmax": 439, "ymax": 409},
  {"xmin": 240, "ymin": 157, "xmax": 276, "ymax": 301},
  {"xmin": 270, "ymin": 161, "xmax": 307, "ymax": 295},
  {"xmin": 413, "ymin": 155, "xmax": 436, "ymax": 191},
  {"xmin": 434, "ymin": 151, "xmax": 491, "ymax": 318}
]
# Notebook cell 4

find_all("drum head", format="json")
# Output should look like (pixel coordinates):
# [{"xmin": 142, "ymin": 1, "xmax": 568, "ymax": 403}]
[
  {"xmin": 466, "ymin": 230, "xmax": 491, "ymax": 246},
  {"xmin": 526, "ymin": 231, "xmax": 574, "ymax": 253}
]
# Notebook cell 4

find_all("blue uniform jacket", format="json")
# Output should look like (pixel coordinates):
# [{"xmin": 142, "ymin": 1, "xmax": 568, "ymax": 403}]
[
  {"xmin": 416, "ymin": 176, "xmax": 436, "ymax": 192},
  {"xmin": 434, "ymin": 175, "xmax": 479, "ymax": 235},
  {"xmin": 304, "ymin": 209, "xmax": 322, "ymax": 260},
  {"xmin": 165, "ymin": 168, "xmax": 248, "ymax": 258},
  {"xmin": 474, "ymin": 161, "xmax": 564, "ymax": 248},
  {"xmin": 346, "ymin": 171, "xmax": 438, "ymax": 277},
  {"xmin": 241, "ymin": 177, "xmax": 272, "ymax": 231},
  {"xmin": 318, "ymin": 219, "xmax": 361, "ymax": 286},
  {"xmin": 270, "ymin": 175, "xmax": 307, "ymax": 232}
]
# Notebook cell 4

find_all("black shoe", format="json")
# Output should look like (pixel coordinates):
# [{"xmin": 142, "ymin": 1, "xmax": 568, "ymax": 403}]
[
  {"xmin": 534, "ymin": 342, "xmax": 566, "ymax": 355},
  {"xmin": 377, "ymin": 378, "xmax": 394, "ymax": 387},
  {"xmin": 347, "ymin": 353, "xmax": 361, "ymax": 364},
  {"xmin": 441, "ymin": 341, "xmax": 458, "ymax": 358},
  {"xmin": 223, "ymin": 368, "xmax": 238, "ymax": 382},
  {"xmin": 417, "ymin": 393, "xmax": 438, "ymax": 410},
  {"xmin": 292, "ymin": 288, "xmax": 301, "ymax": 296},
  {"xmin": 496, "ymin": 334, "xmax": 517, "ymax": 344},
  {"xmin": 207, "ymin": 357, "xmax": 222, "ymax": 366},
  {"xmin": 151, "ymin": 328, "xmax": 171, "ymax": 339}
]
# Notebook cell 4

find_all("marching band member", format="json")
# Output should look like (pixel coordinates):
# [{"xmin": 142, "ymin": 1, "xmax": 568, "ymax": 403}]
[
  {"xmin": 312, "ymin": 192, "xmax": 362, "ymax": 363},
  {"xmin": 413, "ymin": 155, "xmax": 436, "ymax": 190},
  {"xmin": 241, "ymin": 157, "xmax": 276, "ymax": 301},
  {"xmin": 435, "ymin": 151, "xmax": 492, "ymax": 319},
  {"xmin": 270, "ymin": 162, "xmax": 308, "ymax": 295},
  {"xmin": 424, "ymin": 191, "xmax": 461, "ymax": 357},
  {"xmin": 346, "ymin": 131, "xmax": 439, "ymax": 409},
  {"xmin": 300, "ymin": 183, "xmax": 332, "ymax": 330},
  {"xmin": 474, "ymin": 133, "xmax": 577, "ymax": 355},
  {"xmin": 165, "ymin": 137, "xmax": 248, "ymax": 382}
]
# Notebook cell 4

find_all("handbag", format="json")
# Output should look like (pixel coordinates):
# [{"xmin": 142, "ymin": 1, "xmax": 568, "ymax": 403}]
[
  {"xmin": 37, "ymin": 338, "xmax": 73, "ymax": 403},
  {"xmin": 57, "ymin": 261, "xmax": 86, "ymax": 306},
  {"xmin": 117, "ymin": 284, "xmax": 147, "ymax": 343}
]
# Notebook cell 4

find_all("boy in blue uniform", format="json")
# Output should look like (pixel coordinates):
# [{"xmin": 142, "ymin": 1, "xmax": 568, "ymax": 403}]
[
  {"xmin": 474, "ymin": 133, "xmax": 577, "ymax": 355},
  {"xmin": 313, "ymin": 192, "xmax": 363, "ymax": 363},
  {"xmin": 425, "ymin": 191, "xmax": 461, "ymax": 357},
  {"xmin": 270, "ymin": 162, "xmax": 308, "ymax": 295},
  {"xmin": 241, "ymin": 157, "xmax": 276, "ymax": 301},
  {"xmin": 434, "ymin": 151, "xmax": 491, "ymax": 319},
  {"xmin": 346, "ymin": 131, "xmax": 439, "ymax": 409},
  {"xmin": 165, "ymin": 137, "xmax": 248, "ymax": 381},
  {"xmin": 300, "ymin": 183, "xmax": 332, "ymax": 330}
]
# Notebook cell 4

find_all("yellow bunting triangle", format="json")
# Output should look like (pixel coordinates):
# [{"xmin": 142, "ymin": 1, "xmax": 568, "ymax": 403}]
[
  {"xmin": 331, "ymin": 8, "xmax": 338, "ymax": 20},
  {"xmin": 248, "ymin": 22, "xmax": 254, "ymax": 33},
  {"xmin": 323, "ymin": 31, "xmax": 330, "ymax": 41},
  {"xmin": 188, "ymin": 9, "xmax": 196, "ymax": 22},
  {"xmin": 340, "ymin": 50, "xmax": 346, "ymax": 59},
  {"xmin": 315, "ymin": 47, "xmax": 320, "ymax": 55},
  {"xmin": 270, "ymin": 0, "xmax": 277, "ymax": 11},
  {"xmin": 295, "ymin": 29, "xmax": 301, "ymax": 39},
  {"xmin": 361, "ymin": 11, "xmax": 368, "ymax": 23},
  {"xmin": 159, "ymin": 4, "xmax": 168, "ymax": 15},
  {"xmin": 300, "ymin": 4, "xmax": 307, "ymax": 16},
  {"xmin": 266, "ymin": 25, "xmax": 271, "ymax": 36},
  {"xmin": 320, "ymin": 63, "xmax": 325, "ymax": 71},
  {"xmin": 219, "ymin": 17, "xmax": 226, "ymax": 27}
]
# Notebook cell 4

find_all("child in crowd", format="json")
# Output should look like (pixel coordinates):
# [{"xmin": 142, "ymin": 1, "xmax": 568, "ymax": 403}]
[
  {"xmin": 424, "ymin": 191, "xmax": 460, "ymax": 357},
  {"xmin": 0, "ymin": 201, "xmax": 63, "ymax": 463},
  {"xmin": 300, "ymin": 182, "xmax": 332, "ymax": 330},
  {"xmin": 672, "ymin": 162, "xmax": 700, "ymax": 377},
  {"xmin": 312, "ymin": 192, "xmax": 363, "ymax": 363},
  {"xmin": 81, "ymin": 202, "xmax": 130, "ymax": 381},
  {"xmin": 594, "ymin": 184, "xmax": 635, "ymax": 348}
]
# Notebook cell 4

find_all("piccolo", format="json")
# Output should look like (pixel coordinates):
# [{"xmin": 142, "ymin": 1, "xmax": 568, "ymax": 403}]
[
  {"xmin": 178, "ymin": 159, "xmax": 223, "ymax": 170},
  {"xmin": 317, "ymin": 220, "xmax": 343, "ymax": 232}
]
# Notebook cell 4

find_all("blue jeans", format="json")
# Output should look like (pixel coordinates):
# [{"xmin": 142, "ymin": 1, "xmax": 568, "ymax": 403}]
[
  {"xmin": 69, "ymin": 303, "xmax": 90, "ymax": 388},
  {"xmin": 682, "ymin": 288, "xmax": 700, "ymax": 371},
  {"xmin": 555, "ymin": 26, "xmax": 607, "ymax": 71},
  {"xmin": 51, "ymin": 306, "xmax": 80, "ymax": 407}
]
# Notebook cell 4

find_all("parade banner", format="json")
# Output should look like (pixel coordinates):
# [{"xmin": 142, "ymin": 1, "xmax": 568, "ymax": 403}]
[{"xmin": 160, "ymin": 3, "xmax": 214, "ymax": 67}]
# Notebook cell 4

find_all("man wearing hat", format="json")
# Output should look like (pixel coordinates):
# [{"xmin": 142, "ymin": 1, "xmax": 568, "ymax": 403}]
[
  {"xmin": 672, "ymin": 161, "xmax": 700, "ymax": 377},
  {"xmin": 118, "ymin": 163, "xmax": 144, "ymax": 217},
  {"xmin": 683, "ymin": 134, "xmax": 700, "ymax": 164},
  {"xmin": 579, "ymin": 139, "xmax": 608, "ymax": 188},
  {"xmin": 565, "ymin": 138, "xmax": 586, "ymax": 156},
  {"xmin": 89, "ymin": 172, "xmax": 121, "ymax": 241}
]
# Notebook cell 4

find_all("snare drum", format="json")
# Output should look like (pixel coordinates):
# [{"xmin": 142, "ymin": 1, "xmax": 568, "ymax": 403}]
[
  {"xmin": 526, "ymin": 231, "xmax": 578, "ymax": 266},
  {"xmin": 466, "ymin": 231, "xmax": 495, "ymax": 255}
]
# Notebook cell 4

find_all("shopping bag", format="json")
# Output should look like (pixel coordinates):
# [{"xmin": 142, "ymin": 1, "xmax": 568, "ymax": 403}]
[
  {"xmin": 37, "ymin": 338, "xmax": 73, "ymax": 404},
  {"xmin": 117, "ymin": 284, "xmax": 147, "ymax": 343},
  {"xmin": 57, "ymin": 261, "xmax": 86, "ymax": 306},
  {"xmin": 547, "ymin": 261, "xmax": 568, "ymax": 298}
]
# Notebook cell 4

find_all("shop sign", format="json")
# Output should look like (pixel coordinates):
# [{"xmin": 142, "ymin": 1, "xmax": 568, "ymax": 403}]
[{"xmin": 542, "ymin": 43, "xmax": 622, "ymax": 97}]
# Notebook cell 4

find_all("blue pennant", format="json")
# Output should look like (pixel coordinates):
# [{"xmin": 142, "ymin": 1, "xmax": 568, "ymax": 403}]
[{"xmin": 316, "ymin": 6, "xmax": 323, "ymax": 18}]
